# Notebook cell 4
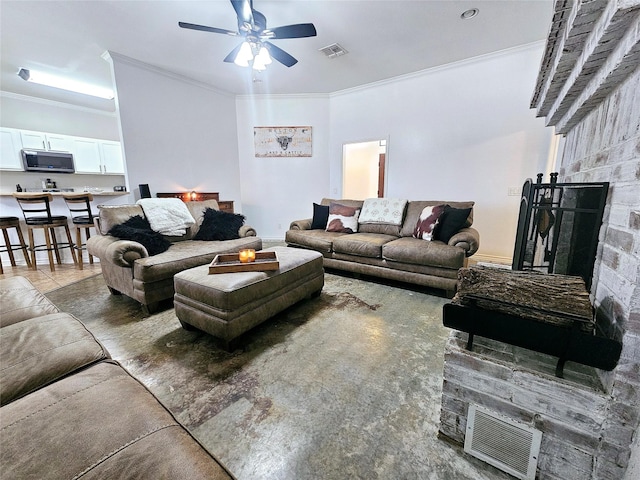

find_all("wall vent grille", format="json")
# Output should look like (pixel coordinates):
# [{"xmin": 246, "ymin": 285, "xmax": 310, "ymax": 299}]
[
  {"xmin": 464, "ymin": 405, "xmax": 542, "ymax": 480},
  {"xmin": 319, "ymin": 43, "xmax": 348, "ymax": 58}
]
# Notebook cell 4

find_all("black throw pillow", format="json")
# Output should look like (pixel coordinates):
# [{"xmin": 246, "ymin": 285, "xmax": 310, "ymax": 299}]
[
  {"xmin": 310, "ymin": 203, "xmax": 330, "ymax": 230},
  {"xmin": 193, "ymin": 208, "xmax": 245, "ymax": 241},
  {"xmin": 434, "ymin": 206, "xmax": 472, "ymax": 243},
  {"xmin": 107, "ymin": 215, "xmax": 171, "ymax": 256}
]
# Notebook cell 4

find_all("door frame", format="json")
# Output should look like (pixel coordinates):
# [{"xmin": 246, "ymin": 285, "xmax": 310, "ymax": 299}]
[{"xmin": 341, "ymin": 136, "xmax": 389, "ymax": 199}]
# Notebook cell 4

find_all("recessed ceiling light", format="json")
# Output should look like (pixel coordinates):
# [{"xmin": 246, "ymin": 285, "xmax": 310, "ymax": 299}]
[
  {"xmin": 461, "ymin": 8, "xmax": 479, "ymax": 20},
  {"xmin": 17, "ymin": 68, "xmax": 114, "ymax": 99}
]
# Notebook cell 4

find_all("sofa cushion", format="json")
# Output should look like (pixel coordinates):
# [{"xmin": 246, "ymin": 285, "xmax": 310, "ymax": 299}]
[
  {"xmin": 333, "ymin": 233, "xmax": 397, "ymax": 259},
  {"xmin": 133, "ymin": 237, "xmax": 263, "ymax": 282},
  {"xmin": 434, "ymin": 206, "xmax": 474, "ymax": 243},
  {"xmin": 326, "ymin": 202, "xmax": 360, "ymax": 233},
  {"xmin": 358, "ymin": 198, "xmax": 407, "ymax": 226},
  {"xmin": 310, "ymin": 203, "xmax": 330, "ymax": 230},
  {"xmin": 413, "ymin": 205, "xmax": 445, "ymax": 240},
  {"xmin": 382, "ymin": 236, "xmax": 466, "ymax": 269},
  {"xmin": 0, "ymin": 277, "xmax": 59, "ymax": 327},
  {"xmin": 0, "ymin": 312, "xmax": 109, "ymax": 406},
  {"xmin": 0, "ymin": 361, "xmax": 233, "ymax": 479},
  {"xmin": 108, "ymin": 215, "xmax": 172, "ymax": 256},
  {"xmin": 401, "ymin": 201, "xmax": 474, "ymax": 237},
  {"xmin": 285, "ymin": 229, "xmax": 347, "ymax": 254},
  {"xmin": 97, "ymin": 204, "xmax": 146, "ymax": 235},
  {"xmin": 193, "ymin": 208, "xmax": 245, "ymax": 241}
]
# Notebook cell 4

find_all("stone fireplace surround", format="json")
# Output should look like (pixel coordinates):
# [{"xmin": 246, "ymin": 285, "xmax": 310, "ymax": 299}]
[{"xmin": 439, "ymin": 1, "xmax": 640, "ymax": 479}]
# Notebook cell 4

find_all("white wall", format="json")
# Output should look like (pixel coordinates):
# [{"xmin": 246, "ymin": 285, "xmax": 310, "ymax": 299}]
[
  {"xmin": 235, "ymin": 95, "xmax": 330, "ymax": 238},
  {"xmin": 107, "ymin": 52, "xmax": 242, "ymax": 207},
  {"xmin": 329, "ymin": 42, "xmax": 554, "ymax": 262}
]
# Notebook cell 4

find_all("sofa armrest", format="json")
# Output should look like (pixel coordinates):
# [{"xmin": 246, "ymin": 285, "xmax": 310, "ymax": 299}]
[
  {"xmin": 289, "ymin": 218, "xmax": 312, "ymax": 230},
  {"xmin": 239, "ymin": 225, "xmax": 257, "ymax": 237},
  {"xmin": 448, "ymin": 227, "xmax": 480, "ymax": 257},
  {"xmin": 87, "ymin": 235, "xmax": 149, "ymax": 268}
]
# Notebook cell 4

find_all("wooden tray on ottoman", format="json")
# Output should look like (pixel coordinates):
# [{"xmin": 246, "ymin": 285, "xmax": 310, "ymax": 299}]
[{"xmin": 209, "ymin": 251, "xmax": 279, "ymax": 274}]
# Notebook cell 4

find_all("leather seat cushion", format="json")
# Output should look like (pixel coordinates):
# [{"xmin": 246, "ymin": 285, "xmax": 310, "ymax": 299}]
[
  {"xmin": 382, "ymin": 237, "xmax": 465, "ymax": 269},
  {"xmin": 0, "ymin": 312, "xmax": 109, "ymax": 406},
  {"xmin": 0, "ymin": 361, "xmax": 233, "ymax": 479}
]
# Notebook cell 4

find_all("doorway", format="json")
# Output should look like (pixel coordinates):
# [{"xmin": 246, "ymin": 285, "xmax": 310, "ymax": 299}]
[{"xmin": 342, "ymin": 139, "xmax": 387, "ymax": 199}]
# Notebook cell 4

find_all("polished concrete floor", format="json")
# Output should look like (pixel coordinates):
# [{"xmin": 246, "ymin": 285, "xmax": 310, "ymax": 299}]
[{"xmin": 44, "ymin": 264, "xmax": 513, "ymax": 480}]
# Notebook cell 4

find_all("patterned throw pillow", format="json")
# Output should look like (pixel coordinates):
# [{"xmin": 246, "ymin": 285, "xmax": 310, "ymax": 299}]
[
  {"xmin": 413, "ymin": 205, "xmax": 445, "ymax": 241},
  {"xmin": 358, "ymin": 198, "xmax": 408, "ymax": 226},
  {"xmin": 326, "ymin": 202, "xmax": 360, "ymax": 233}
]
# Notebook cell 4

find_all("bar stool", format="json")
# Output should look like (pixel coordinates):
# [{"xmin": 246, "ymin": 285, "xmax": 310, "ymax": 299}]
[
  {"xmin": 12, "ymin": 193, "xmax": 77, "ymax": 272},
  {"xmin": 62, "ymin": 193, "xmax": 98, "ymax": 270},
  {"xmin": 0, "ymin": 216, "xmax": 32, "ymax": 273}
]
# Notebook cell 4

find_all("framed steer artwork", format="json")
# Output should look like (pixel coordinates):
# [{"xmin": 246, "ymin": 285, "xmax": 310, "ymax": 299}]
[{"xmin": 254, "ymin": 126, "xmax": 312, "ymax": 157}]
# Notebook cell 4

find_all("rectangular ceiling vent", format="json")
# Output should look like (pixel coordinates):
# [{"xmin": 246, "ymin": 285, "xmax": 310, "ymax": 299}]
[
  {"xmin": 464, "ymin": 405, "xmax": 542, "ymax": 480},
  {"xmin": 319, "ymin": 43, "xmax": 348, "ymax": 58}
]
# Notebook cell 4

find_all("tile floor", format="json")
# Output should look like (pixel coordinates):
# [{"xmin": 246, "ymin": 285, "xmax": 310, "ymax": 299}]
[{"xmin": 0, "ymin": 262, "xmax": 102, "ymax": 293}]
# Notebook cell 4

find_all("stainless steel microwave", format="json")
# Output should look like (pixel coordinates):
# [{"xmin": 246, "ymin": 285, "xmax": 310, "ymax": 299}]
[{"xmin": 21, "ymin": 150, "xmax": 75, "ymax": 173}]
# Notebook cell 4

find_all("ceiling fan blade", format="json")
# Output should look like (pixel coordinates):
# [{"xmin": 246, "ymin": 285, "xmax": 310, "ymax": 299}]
[
  {"xmin": 223, "ymin": 43, "xmax": 244, "ymax": 63},
  {"xmin": 178, "ymin": 22, "xmax": 238, "ymax": 36},
  {"xmin": 230, "ymin": 0, "xmax": 253, "ymax": 26},
  {"xmin": 265, "ymin": 42, "xmax": 298, "ymax": 67},
  {"xmin": 268, "ymin": 23, "xmax": 317, "ymax": 39}
]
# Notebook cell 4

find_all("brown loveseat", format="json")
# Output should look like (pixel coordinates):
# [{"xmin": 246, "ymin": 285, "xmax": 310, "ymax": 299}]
[
  {"xmin": 87, "ymin": 200, "xmax": 262, "ymax": 313},
  {"xmin": 0, "ymin": 276, "xmax": 234, "ymax": 479},
  {"xmin": 285, "ymin": 198, "xmax": 480, "ymax": 296}
]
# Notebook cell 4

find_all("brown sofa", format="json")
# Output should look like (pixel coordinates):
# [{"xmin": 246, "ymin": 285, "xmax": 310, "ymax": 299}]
[
  {"xmin": 87, "ymin": 200, "xmax": 262, "ymax": 313},
  {"xmin": 285, "ymin": 198, "xmax": 480, "ymax": 296},
  {"xmin": 0, "ymin": 276, "xmax": 234, "ymax": 479}
]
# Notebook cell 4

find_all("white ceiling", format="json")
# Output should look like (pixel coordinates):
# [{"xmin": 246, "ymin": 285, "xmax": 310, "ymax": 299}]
[{"xmin": 0, "ymin": 1, "xmax": 553, "ymax": 111}]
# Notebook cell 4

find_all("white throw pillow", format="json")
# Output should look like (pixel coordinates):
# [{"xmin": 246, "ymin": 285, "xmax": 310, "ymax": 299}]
[{"xmin": 358, "ymin": 198, "xmax": 408, "ymax": 226}]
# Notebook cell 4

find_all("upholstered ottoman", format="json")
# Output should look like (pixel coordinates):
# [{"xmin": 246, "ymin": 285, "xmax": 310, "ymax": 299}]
[{"xmin": 173, "ymin": 246, "xmax": 324, "ymax": 350}]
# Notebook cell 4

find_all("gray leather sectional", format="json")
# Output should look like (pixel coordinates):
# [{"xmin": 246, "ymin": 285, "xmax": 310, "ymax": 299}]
[{"xmin": 0, "ymin": 276, "xmax": 234, "ymax": 479}]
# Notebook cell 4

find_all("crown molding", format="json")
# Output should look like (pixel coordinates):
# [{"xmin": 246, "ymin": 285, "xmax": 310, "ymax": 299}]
[
  {"xmin": 330, "ymin": 40, "xmax": 546, "ymax": 98},
  {"xmin": 0, "ymin": 90, "xmax": 117, "ymax": 117},
  {"xmin": 103, "ymin": 51, "xmax": 235, "ymax": 99},
  {"xmin": 235, "ymin": 92, "xmax": 330, "ymax": 101}
]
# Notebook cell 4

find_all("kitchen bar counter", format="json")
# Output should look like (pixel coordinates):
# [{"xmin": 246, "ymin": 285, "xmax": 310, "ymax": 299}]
[{"xmin": 0, "ymin": 191, "xmax": 128, "ymax": 197}]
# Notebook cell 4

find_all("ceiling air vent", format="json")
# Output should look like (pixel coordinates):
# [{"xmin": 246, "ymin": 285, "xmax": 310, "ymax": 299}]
[
  {"xmin": 464, "ymin": 405, "xmax": 542, "ymax": 480},
  {"xmin": 319, "ymin": 43, "xmax": 348, "ymax": 58}
]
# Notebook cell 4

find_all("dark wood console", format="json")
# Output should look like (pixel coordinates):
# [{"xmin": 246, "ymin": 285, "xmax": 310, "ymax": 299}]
[{"xmin": 156, "ymin": 192, "xmax": 234, "ymax": 213}]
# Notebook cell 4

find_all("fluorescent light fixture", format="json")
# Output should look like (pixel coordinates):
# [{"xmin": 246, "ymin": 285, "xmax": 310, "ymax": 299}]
[{"xmin": 17, "ymin": 68, "xmax": 114, "ymax": 99}]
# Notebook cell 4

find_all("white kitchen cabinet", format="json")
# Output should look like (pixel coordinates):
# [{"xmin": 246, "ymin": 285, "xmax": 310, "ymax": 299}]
[
  {"xmin": 99, "ymin": 141, "xmax": 125, "ymax": 174},
  {"xmin": 72, "ymin": 138, "xmax": 102, "ymax": 174},
  {"xmin": 0, "ymin": 128, "xmax": 24, "ymax": 170},
  {"xmin": 20, "ymin": 130, "xmax": 72, "ymax": 152},
  {"xmin": 73, "ymin": 138, "xmax": 124, "ymax": 175}
]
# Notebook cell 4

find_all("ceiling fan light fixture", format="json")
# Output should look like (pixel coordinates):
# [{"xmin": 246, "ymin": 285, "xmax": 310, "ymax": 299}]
[
  {"xmin": 256, "ymin": 46, "xmax": 272, "ymax": 65},
  {"xmin": 234, "ymin": 41, "xmax": 254, "ymax": 67},
  {"xmin": 17, "ymin": 67, "xmax": 114, "ymax": 99}
]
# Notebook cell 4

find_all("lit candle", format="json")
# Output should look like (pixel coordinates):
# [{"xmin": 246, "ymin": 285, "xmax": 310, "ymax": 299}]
[{"xmin": 239, "ymin": 249, "xmax": 255, "ymax": 263}]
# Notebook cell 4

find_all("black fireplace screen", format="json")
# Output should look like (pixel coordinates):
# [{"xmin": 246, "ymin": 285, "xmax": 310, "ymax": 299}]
[{"xmin": 512, "ymin": 173, "xmax": 609, "ymax": 290}]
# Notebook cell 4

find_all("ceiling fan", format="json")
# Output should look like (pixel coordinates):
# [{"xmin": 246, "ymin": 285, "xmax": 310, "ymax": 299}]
[{"xmin": 179, "ymin": 0, "xmax": 317, "ymax": 69}]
